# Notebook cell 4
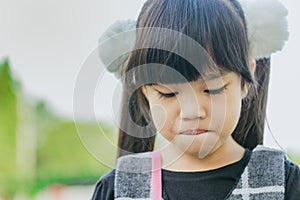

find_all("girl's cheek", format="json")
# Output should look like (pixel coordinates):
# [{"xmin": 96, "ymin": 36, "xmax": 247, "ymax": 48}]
[
  {"xmin": 150, "ymin": 104, "xmax": 167, "ymax": 132},
  {"xmin": 209, "ymin": 96, "xmax": 227, "ymax": 129},
  {"xmin": 212, "ymin": 94, "xmax": 242, "ymax": 135},
  {"xmin": 150, "ymin": 98, "xmax": 179, "ymax": 131}
]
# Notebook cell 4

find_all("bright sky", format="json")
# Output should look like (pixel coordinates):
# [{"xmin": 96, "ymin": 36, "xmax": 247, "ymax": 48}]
[{"xmin": 1, "ymin": 0, "xmax": 300, "ymax": 153}]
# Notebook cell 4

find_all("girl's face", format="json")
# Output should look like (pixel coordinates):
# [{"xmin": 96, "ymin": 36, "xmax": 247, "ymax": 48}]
[{"xmin": 142, "ymin": 71, "xmax": 248, "ymax": 158}]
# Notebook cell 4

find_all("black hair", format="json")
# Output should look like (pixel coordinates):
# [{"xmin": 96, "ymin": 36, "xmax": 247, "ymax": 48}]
[{"xmin": 117, "ymin": 0, "xmax": 270, "ymax": 157}]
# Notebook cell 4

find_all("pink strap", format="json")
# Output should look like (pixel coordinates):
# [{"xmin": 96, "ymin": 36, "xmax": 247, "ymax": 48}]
[{"xmin": 152, "ymin": 150, "xmax": 162, "ymax": 200}]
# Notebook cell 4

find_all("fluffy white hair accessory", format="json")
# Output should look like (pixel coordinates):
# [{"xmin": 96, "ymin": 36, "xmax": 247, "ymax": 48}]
[
  {"xmin": 98, "ymin": 19, "xmax": 136, "ymax": 78},
  {"xmin": 239, "ymin": 0, "xmax": 289, "ymax": 59}
]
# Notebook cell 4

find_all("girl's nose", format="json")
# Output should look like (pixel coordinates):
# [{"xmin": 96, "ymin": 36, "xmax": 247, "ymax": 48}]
[{"xmin": 179, "ymin": 96, "xmax": 206, "ymax": 120}]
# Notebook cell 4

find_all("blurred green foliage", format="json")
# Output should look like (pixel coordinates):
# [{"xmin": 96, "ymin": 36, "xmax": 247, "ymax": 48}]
[
  {"xmin": 33, "ymin": 120, "xmax": 115, "ymax": 195},
  {"xmin": 0, "ymin": 58, "xmax": 18, "ymax": 197},
  {"xmin": 0, "ymin": 59, "xmax": 116, "ymax": 198}
]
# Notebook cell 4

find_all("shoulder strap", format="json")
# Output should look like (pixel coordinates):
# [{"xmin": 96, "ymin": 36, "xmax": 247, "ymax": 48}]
[
  {"xmin": 227, "ymin": 145, "xmax": 286, "ymax": 200},
  {"xmin": 152, "ymin": 151, "xmax": 162, "ymax": 199},
  {"xmin": 114, "ymin": 151, "xmax": 162, "ymax": 200}
]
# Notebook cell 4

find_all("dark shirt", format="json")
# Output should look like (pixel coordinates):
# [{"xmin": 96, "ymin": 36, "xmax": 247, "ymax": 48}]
[{"xmin": 92, "ymin": 149, "xmax": 300, "ymax": 200}]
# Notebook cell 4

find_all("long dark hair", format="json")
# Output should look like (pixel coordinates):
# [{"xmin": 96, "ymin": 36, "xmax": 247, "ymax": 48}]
[{"xmin": 117, "ymin": 0, "xmax": 270, "ymax": 157}]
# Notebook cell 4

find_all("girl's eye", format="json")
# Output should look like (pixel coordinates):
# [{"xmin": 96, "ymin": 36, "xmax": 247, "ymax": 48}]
[
  {"xmin": 157, "ymin": 91, "xmax": 177, "ymax": 99},
  {"xmin": 204, "ymin": 86, "xmax": 225, "ymax": 95}
]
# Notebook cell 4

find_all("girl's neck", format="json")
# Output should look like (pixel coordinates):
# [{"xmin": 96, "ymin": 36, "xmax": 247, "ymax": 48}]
[{"xmin": 160, "ymin": 137, "xmax": 245, "ymax": 172}]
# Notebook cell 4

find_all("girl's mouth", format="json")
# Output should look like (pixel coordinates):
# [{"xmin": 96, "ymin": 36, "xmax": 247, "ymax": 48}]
[{"xmin": 180, "ymin": 129, "xmax": 208, "ymax": 135}]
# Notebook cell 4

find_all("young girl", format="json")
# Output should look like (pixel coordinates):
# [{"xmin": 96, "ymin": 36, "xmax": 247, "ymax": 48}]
[{"xmin": 93, "ymin": 0, "xmax": 300, "ymax": 199}]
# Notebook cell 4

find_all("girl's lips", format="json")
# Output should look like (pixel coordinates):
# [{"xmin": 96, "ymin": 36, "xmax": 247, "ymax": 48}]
[{"xmin": 180, "ymin": 129, "xmax": 208, "ymax": 135}]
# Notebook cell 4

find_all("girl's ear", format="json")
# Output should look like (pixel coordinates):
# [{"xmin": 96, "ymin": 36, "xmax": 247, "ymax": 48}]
[
  {"xmin": 241, "ymin": 83, "xmax": 250, "ymax": 99},
  {"xmin": 142, "ymin": 86, "xmax": 149, "ymax": 100},
  {"xmin": 241, "ymin": 59, "xmax": 256, "ymax": 99},
  {"xmin": 250, "ymin": 59, "xmax": 256, "ymax": 77}
]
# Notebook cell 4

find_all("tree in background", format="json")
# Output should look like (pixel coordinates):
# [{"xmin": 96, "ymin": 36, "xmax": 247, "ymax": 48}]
[
  {"xmin": 0, "ymin": 59, "xmax": 18, "ymax": 198},
  {"xmin": 0, "ymin": 58, "xmax": 115, "ymax": 198}
]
